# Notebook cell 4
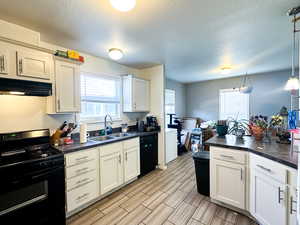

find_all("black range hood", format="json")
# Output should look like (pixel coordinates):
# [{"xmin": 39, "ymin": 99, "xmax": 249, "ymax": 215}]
[{"xmin": 0, "ymin": 77, "xmax": 52, "ymax": 96}]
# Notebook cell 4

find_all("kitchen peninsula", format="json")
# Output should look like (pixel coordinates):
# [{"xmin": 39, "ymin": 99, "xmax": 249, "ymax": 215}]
[{"xmin": 206, "ymin": 135, "xmax": 298, "ymax": 225}]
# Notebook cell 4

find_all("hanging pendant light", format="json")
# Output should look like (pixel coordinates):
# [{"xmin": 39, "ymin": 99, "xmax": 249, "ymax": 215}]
[
  {"xmin": 285, "ymin": 14, "xmax": 299, "ymax": 91},
  {"xmin": 239, "ymin": 72, "xmax": 253, "ymax": 94}
]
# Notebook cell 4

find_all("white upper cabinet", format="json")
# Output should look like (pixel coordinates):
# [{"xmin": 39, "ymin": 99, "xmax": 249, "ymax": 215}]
[
  {"xmin": 47, "ymin": 59, "xmax": 81, "ymax": 113},
  {"xmin": 123, "ymin": 75, "xmax": 150, "ymax": 112},
  {"xmin": 16, "ymin": 50, "xmax": 51, "ymax": 80},
  {"xmin": 55, "ymin": 60, "xmax": 80, "ymax": 113},
  {"xmin": 0, "ymin": 41, "xmax": 54, "ymax": 83}
]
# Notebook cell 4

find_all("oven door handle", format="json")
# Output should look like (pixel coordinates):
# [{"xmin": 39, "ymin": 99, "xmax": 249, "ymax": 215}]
[{"xmin": 30, "ymin": 166, "xmax": 64, "ymax": 181}]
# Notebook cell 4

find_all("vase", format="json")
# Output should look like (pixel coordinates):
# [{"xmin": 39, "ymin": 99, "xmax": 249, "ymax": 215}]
[
  {"xmin": 216, "ymin": 125, "xmax": 228, "ymax": 137},
  {"xmin": 251, "ymin": 125, "xmax": 264, "ymax": 141}
]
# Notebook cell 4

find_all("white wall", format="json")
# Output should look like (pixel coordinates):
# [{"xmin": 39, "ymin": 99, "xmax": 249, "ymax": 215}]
[
  {"xmin": 165, "ymin": 78, "xmax": 186, "ymax": 117},
  {"xmin": 139, "ymin": 65, "xmax": 166, "ymax": 169}
]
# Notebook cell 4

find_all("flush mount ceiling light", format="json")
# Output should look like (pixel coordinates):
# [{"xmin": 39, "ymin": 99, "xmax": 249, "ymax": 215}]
[
  {"xmin": 220, "ymin": 66, "xmax": 232, "ymax": 75},
  {"xmin": 108, "ymin": 48, "xmax": 124, "ymax": 60},
  {"xmin": 110, "ymin": 0, "xmax": 136, "ymax": 12}
]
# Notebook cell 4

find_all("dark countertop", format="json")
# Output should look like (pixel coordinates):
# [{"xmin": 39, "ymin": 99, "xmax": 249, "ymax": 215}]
[
  {"xmin": 206, "ymin": 135, "xmax": 298, "ymax": 169},
  {"xmin": 54, "ymin": 131, "xmax": 159, "ymax": 154}
]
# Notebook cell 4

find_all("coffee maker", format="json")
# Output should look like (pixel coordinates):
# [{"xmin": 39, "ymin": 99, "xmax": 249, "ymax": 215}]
[{"xmin": 146, "ymin": 116, "xmax": 159, "ymax": 131}]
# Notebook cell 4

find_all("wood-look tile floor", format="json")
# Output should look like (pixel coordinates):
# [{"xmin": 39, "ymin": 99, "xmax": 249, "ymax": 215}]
[{"xmin": 67, "ymin": 153, "xmax": 257, "ymax": 225}]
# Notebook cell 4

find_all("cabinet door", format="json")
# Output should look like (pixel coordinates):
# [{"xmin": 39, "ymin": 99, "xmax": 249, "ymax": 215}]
[
  {"xmin": 100, "ymin": 151, "xmax": 123, "ymax": 195},
  {"xmin": 133, "ymin": 78, "xmax": 150, "ymax": 112},
  {"xmin": 211, "ymin": 159, "xmax": 245, "ymax": 209},
  {"xmin": 250, "ymin": 170, "xmax": 286, "ymax": 225},
  {"xmin": 0, "ymin": 48, "xmax": 9, "ymax": 75},
  {"xmin": 124, "ymin": 146, "xmax": 140, "ymax": 182},
  {"xmin": 55, "ymin": 60, "xmax": 80, "ymax": 112},
  {"xmin": 289, "ymin": 187, "xmax": 297, "ymax": 225},
  {"xmin": 16, "ymin": 51, "xmax": 51, "ymax": 80}
]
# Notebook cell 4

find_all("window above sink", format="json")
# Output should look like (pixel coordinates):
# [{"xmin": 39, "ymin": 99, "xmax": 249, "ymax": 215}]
[{"xmin": 79, "ymin": 72, "xmax": 121, "ymax": 123}]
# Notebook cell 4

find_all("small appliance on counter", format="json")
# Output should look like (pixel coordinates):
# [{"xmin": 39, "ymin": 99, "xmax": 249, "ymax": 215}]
[
  {"xmin": 0, "ymin": 129, "xmax": 65, "ymax": 225},
  {"xmin": 145, "ymin": 116, "xmax": 159, "ymax": 132},
  {"xmin": 136, "ymin": 119, "xmax": 145, "ymax": 132}
]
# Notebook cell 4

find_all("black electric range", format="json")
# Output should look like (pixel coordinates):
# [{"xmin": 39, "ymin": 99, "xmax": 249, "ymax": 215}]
[{"xmin": 0, "ymin": 129, "xmax": 66, "ymax": 225}]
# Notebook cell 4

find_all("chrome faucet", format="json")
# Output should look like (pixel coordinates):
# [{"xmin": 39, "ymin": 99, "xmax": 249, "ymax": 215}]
[{"xmin": 104, "ymin": 114, "xmax": 113, "ymax": 135}]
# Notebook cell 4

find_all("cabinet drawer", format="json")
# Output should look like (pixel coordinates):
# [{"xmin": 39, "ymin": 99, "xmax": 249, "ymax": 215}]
[
  {"xmin": 123, "ymin": 138, "xmax": 139, "ymax": 149},
  {"xmin": 100, "ymin": 142, "xmax": 122, "ymax": 157},
  {"xmin": 211, "ymin": 147, "xmax": 247, "ymax": 165},
  {"xmin": 65, "ymin": 148, "xmax": 98, "ymax": 167},
  {"xmin": 66, "ymin": 178, "xmax": 99, "ymax": 212},
  {"xmin": 66, "ymin": 159, "xmax": 98, "ymax": 179},
  {"xmin": 66, "ymin": 169, "xmax": 98, "ymax": 191},
  {"xmin": 250, "ymin": 153, "xmax": 287, "ymax": 183}
]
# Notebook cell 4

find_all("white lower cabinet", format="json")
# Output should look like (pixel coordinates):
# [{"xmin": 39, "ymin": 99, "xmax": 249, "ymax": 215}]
[
  {"xmin": 211, "ymin": 147, "xmax": 298, "ymax": 225},
  {"xmin": 99, "ymin": 138, "xmax": 140, "ymax": 195},
  {"xmin": 123, "ymin": 138, "xmax": 140, "ymax": 182},
  {"xmin": 211, "ymin": 159, "xmax": 246, "ymax": 209},
  {"xmin": 210, "ymin": 147, "xmax": 247, "ymax": 210},
  {"xmin": 249, "ymin": 153, "xmax": 297, "ymax": 225},
  {"xmin": 65, "ymin": 148, "xmax": 100, "ymax": 213},
  {"xmin": 250, "ymin": 169, "xmax": 286, "ymax": 225},
  {"xmin": 65, "ymin": 137, "xmax": 141, "ymax": 214},
  {"xmin": 99, "ymin": 142, "xmax": 124, "ymax": 195},
  {"xmin": 289, "ymin": 186, "xmax": 298, "ymax": 225}
]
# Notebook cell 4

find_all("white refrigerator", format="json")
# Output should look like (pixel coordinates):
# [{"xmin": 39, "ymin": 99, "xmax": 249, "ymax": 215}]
[{"xmin": 165, "ymin": 129, "xmax": 178, "ymax": 164}]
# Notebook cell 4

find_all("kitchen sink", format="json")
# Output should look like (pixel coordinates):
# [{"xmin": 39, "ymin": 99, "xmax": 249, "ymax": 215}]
[
  {"xmin": 89, "ymin": 135, "xmax": 115, "ymax": 142},
  {"xmin": 110, "ymin": 133, "xmax": 131, "ymax": 138}
]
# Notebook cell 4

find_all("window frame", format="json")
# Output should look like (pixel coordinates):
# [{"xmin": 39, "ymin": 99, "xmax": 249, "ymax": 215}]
[
  {"xmin": 79, "ymin": 71, "xmax": 122, "ymax": 123},
  {"xmin": 165, "ymin": 89, "xmax": 176, "ymax": 115},
  {"xmin": 219, "ymin": 88, "xmax": 250, "ymax": 121}
]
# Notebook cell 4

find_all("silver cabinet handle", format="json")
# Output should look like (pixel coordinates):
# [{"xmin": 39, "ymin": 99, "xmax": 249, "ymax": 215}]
[
  {"xmin": 76, "ymin": 193, "xmax": 89, "ymax": 202},
  {"xmin": 76, "ymin": 156, "xmax": 88, "ymax": 162},
  {"xmin": 220, "ymin": 154, "xmax": 234, "ymax": 159},
  {"xmin": 119, "ymin": 154, "xmax": 121, "ymax": 164},
  {"xmin": 18, "ymin": 59, "xmax": 23, "ymax": 74},
  {"xmin": 256, "ymin": 164, "xmax": 272, "ymax": 173},
  {"xmin": 278, "ymin": 187, "xmax": 284, "ymax": 203},
  {"xmin": 240, "ymin": 168, "xmax": 243, "ymax": 181},
  {"xmin": 75, "ymin": 167, "xmax": 89, "ymax": 175},
  {"xmin": 57, "ymin": 99, "xmax": 61, "ymax": 111},
  {"xmin": 0, "ymin": 56, "xmax": 3, "ymax": 72},
  {"xmin": 290, "ymin": 196, "xmax": 297, "ymax": 214},
  {"xmin": 2, "ymin": 55, "xmax": 6, "ymax": 72}
]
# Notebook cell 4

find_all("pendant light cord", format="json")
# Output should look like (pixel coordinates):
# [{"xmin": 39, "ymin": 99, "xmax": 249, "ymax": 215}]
[{"xmin": 292, "ymin": 15, "xmax": 296, "ymax": 77}]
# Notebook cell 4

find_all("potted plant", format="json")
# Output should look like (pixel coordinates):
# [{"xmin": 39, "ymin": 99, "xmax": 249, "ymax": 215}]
[
  {"xmin": 227, "ymin": 118, "xmax": 249, "ymax": 138},
  {"xmin": 249, "ymin": 115, "xmax": 268, "ymax": 141},
  {"xmin": 269, "ymin": 114, "xmax": 283, "ymax": 136}
]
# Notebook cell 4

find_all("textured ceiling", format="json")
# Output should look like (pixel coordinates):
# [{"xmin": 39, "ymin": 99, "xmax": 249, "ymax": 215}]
[{"xmin": 0, "ymin": 0, "xmax": 298, "ymax": 83}]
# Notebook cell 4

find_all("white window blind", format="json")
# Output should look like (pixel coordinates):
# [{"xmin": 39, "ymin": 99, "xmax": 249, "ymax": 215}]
[
  {"xmin": 219, "ymin": 89, "xmax": 249, "ymax": 120},
  {"xmin": 80, "ymin": 72, "xmax": 121, "ymax": 122},
  {"xmin": 165, "ymin": 89, "xmax": 176, "ymax": 114}
]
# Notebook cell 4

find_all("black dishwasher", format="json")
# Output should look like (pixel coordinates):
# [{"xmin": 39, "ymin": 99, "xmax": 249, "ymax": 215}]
[{"xmin": 139, "ymin": 134, "xmax": 158, "ymax": 177}]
